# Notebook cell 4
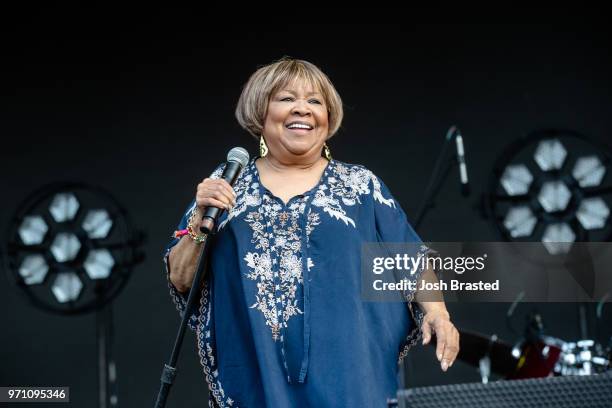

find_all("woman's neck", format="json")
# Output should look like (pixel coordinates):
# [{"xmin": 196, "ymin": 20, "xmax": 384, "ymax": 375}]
[{"xmin": 262, "ymin": 154, "xmax": 327, "ymax": 173}]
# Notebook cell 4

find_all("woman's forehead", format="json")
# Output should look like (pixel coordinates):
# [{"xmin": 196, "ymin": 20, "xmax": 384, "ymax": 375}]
[{"xmin": 276, "ymin": 76, "xmax": 323, "ymax": 95}]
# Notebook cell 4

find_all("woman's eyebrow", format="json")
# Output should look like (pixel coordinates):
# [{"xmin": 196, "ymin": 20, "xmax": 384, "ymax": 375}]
[{"xmin": 280, "ymin": 89, "xmax": 322, "ymax": 97}]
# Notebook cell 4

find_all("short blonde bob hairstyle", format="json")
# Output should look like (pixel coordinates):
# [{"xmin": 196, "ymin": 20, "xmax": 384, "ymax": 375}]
[{"xmin": 235, "ymin": 57, "xmax": 343, "ymax": 140}]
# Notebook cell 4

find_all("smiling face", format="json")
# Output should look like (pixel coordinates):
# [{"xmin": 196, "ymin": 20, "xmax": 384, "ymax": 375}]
[{"xmin": 262, "ymin": 78, "xmax": 329, "ymax": 162}]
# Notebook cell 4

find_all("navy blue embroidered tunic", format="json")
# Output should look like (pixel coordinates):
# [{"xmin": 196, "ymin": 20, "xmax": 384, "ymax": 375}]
[{"xmin": 164, "ymin": 158, "xmax": 426, "ymax": 408}]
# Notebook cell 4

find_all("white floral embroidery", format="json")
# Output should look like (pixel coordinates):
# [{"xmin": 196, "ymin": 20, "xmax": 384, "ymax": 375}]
[
  {"xmin": 217, "ymin": 174, "xmax": 260, "ymax": 231},
  {"xmin": 243, "ymin": 198, "xmax": 320, "ymax": 340},
  {"xmin": 208, "ymin": 160, "xmax": 395, "ymax": 342},
  {"xmin": 371, "ymin": 175, "xmax": 397, "ymax": 209},
  {"xmin": 311, "ymin": 162, "xmax": 395, "ymax": 228},
  {"xmin": 214, "ymin": 161, "xmax": 394, "ymax": 233},
  {"xmin": 311, "ymin": 185, "xmax": 356, "ymax": 227}
]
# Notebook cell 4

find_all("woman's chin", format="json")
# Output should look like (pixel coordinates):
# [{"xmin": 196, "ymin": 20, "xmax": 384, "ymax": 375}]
[{"xmin": 281, "ymin": 141, "xmax": 318, "ymax": 156}]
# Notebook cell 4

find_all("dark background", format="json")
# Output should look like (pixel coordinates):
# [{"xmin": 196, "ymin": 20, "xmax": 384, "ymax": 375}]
[{"xmin": 1, "ymin": 18, "xmax": 612, "ymax": 407}]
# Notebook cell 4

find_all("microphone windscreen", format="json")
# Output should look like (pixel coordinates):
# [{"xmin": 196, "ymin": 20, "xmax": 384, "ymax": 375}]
[{"xmin": 227, "ymin": 147, "xmax": 250, "ymax": 168}]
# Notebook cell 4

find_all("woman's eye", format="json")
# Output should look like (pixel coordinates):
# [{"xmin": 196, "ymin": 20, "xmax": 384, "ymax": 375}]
[
  {"xmin": 280, "ymin": 97, "xmax": 294, "ymax": 102},
  {"xmin": 309, "ymin": 99, "xmax": 322, "ymax": 104}
]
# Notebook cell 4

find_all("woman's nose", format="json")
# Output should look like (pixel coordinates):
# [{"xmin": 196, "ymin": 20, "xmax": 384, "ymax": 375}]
[{"xmin": 291, "ymin": 99, "xmax": 311, "ymax": 115}]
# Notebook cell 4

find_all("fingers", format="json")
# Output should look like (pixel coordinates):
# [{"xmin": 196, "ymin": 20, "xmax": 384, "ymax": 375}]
[
  {"xmin": 196, "ymin": 178, "xmax": 237, "ymax": 210},
  {"xmin": 421, "ymin": 320, "xmax": 432, "ymax": 345},
  {"xmin": 440, "ymin": 327, "xmax": 460, "ymax": 372},
  {"xmin": 450, "ymin": 328, "xmax": 460, "ymax": 366},
  {"xmin": 197, "ymin": 190, "xmax": 232, "ymax": 210},
  {"xmin": 424, "ymin": 313, "xmax": 460, "ymax": 372},
  {"xmin": 199, "ymin": 197, "xmax": 230, "ymax": 211},
  {"xmin": 435, "ymin": 325, "xmax": 447, "ymax": 365},
  {"xmin": 217, "ymin": 179, "xmax": 237, "ymax": 204}
]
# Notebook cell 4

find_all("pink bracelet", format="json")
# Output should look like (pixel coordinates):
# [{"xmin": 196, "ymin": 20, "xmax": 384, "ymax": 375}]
[{"xmin": 173, "ymin": 228, "xmax": 189, "ymax": 238}]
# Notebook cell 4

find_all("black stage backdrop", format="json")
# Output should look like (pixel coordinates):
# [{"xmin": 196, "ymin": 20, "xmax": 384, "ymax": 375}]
[{"xmin": 1, "ymin": 19, "xmax": 611, "ymax": 407}]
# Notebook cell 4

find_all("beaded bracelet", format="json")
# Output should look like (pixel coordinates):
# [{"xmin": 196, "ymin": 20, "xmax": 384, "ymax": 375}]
[
  {"xmin": 172, "ymin": 208, "xmax": 207, "ymax": 244},
  {"xmin": 187, "ymin": 208, "xmax": 207, "ymax": 243}
]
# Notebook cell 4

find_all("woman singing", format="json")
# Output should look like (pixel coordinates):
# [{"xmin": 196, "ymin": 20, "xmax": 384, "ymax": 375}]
[{"xmin": 164, "ymin": 57, "xmax": 459, "ymax": 407}]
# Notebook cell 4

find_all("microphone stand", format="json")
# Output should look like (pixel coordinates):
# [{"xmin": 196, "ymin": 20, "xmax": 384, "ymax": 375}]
[
  {"xmin": 414, "ymin": 126, "xmax": 462, "ymax": 232},
  {"xmin": 154, "ymin": 148, "xmax": 248, "ymax": 407},
  {"xmin": 154, "ymin": 230, "xmax": 214, "ymax": 408},
  {"xmin": 400, "ymin": 126, "xmax": 465, "ymax": 392}
]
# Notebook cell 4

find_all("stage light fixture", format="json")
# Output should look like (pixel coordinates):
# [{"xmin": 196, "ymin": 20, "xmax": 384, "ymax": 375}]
[
  {"xmin": 3, "ymin": 182, "xmax": 144, "ymax": 408},
  {"xmin": 487, "ymin": 130, "xmax": 612, "ymax": 255},
  {"xmin": 4, "ymin": 183, "xmax": 143, "ymax": 313}
]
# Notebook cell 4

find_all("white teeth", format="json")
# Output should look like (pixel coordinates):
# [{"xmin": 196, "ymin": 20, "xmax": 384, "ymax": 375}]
[{"xmin": 287, "ymin": 123, "xmax": 312, "ymax": 130}]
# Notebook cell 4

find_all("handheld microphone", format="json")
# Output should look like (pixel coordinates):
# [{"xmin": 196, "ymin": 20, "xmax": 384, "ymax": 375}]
[
  {"xmin": 448, "ymin": 126, "xmax": 470, "ymax": 196},
  {"xmin": 200, "ymin": 147, "xmax": 250, "ymax": 234}
]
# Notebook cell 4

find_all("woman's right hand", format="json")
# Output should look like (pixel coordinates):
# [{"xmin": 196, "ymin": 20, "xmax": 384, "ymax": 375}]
[
  {"xmin": 196, "ymin": 178, "xmax": 237, "ymax": 211},
  {"xmin": 169, "ymin": 178, "xmax": 237, "ymax": 293}
]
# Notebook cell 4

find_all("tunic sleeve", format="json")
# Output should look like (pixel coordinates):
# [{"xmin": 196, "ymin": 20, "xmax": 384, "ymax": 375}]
[
  {"xmin": 162, "ymin": 200, "xmax": 200, "ymax": 331},
  {"xmin": 162, "ymin": 164, "xmax": 225, "ymax": 331},
  {"xmin": 371, "ymin": 173, "xmax": 434, "ymax": 361}
]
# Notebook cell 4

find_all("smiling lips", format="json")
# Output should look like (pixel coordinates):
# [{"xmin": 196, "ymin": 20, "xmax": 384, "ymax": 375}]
[{"xmin": 285, "ymin": 121, "xmax": 314, "ymax": 131}]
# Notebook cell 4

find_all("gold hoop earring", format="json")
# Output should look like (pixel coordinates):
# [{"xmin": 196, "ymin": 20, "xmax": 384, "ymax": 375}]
[
  {"xmin": 260, "ymin": 136, "xmax": 269, "ymax": 157},
  {"xmin": 323, "ymin": 143, "xmax": 332, "ymax": 161}
]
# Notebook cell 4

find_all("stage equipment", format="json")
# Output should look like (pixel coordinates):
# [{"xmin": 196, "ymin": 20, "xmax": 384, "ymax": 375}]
[
  {"xmin": 3, "ymin": 183, "xmax": 144, "ymax": 408},
  {"xmin": 485, "ymin": 129, "xmax": 612, "ymax": 254},
  {"xmin": 414, "ymin": 125, "xmax": 471, "ymax": 230},
  {"xmin": 447, "ymin": 326, "xmax": 610, "ymax": 381},
  {"xmin": 390, "ymin": 371, "xmax": 612, "ymax": 408}
]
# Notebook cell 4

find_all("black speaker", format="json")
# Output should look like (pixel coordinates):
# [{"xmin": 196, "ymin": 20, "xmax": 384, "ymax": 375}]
[{"xmin": 393, "ymin": 372, "xmax": 612, "ymax": 408}]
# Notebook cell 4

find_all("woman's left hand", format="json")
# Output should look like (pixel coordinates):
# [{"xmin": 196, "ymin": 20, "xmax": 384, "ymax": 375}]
[{"xmin": 421, "ymin": 310, "xmax": 460, "ymax": 372}]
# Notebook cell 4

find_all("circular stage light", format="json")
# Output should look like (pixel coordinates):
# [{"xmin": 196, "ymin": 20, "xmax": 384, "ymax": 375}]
[
  {"xmin": 4, "ymin": 183, "xmax": 143, "ymax": 314},
  {"xmin": 486, "ymin": 129, "xmax": 612, "ymax": 254},
  {"xmin": 3, "ymin": 182, "xmax": 144, "ymax": 408}
]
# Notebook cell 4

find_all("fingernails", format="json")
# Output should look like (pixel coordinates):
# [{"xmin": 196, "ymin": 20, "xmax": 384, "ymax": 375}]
[
  {"xmin": 438, "ymin": 354, "xmax": 443, "ymax": 361},
  {"xmin": 441, "ymin": 360, "xmax": 448, "ymax": 371}
]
